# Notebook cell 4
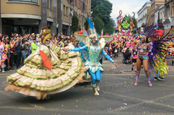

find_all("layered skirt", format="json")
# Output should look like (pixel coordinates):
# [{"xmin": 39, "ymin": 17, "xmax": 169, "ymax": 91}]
[{"xmin": 5, "ymin": 44, "xmax": 86, "ymax": 99}]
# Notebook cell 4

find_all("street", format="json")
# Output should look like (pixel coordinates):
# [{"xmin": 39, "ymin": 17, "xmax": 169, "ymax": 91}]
[{"xmin": 0, "ymin": 56, "xmax": 174, "ymax": 115}]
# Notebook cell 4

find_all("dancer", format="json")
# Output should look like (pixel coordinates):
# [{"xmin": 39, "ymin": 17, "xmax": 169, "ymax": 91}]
[
  {"xmin": 64, "ymin": 34, "xmax": 118, "ymax": 95},
  {"xmin": 0, "ymin": 37, "xmax": 7, "ymax": 72},
  {"xmin": 5, "ymin": 27, "xmax": 85, "ymax": 100},
  {"xmin": 134, "ymin": 35, "xmax": 152, "ymax": 87}
]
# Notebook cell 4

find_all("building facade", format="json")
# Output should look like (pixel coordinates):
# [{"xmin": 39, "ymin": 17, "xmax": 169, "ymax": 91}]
[
  {"xmin": 150, "ymin": 0, "xmax": 165, "ymax": 25},
  {"xmin": 0, "ymin": 0, "xmax": 58, "ymax": 35},
  {"xmin": 137, "ymin": 1, "xmax": 151, "ymax": 28},
  {"xmin": 163, "ymin": 0, "xmax": 174, "ymax": 32},
  {"xmin": 0, "ymin": 0, "xmax": 91, "ymax": 35},
  {"xmin": 154, "ymin": 4, "xmax": 165, "ymax": 29},
  {"xmin": 60, "ymin": 0, "xmax": 91, "ymax": 35}
]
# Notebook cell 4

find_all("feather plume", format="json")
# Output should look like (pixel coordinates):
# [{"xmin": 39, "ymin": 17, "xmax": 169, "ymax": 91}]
[{"xmin": 40, "ymin": 50, "xmax": 52, "ymax": 69}]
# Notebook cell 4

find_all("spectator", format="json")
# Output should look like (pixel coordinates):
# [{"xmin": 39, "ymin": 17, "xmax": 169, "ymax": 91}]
[
  {"xmin": 31, "ymin": 38, "xmax": 38, "ymax": 53},
  {"xmin": 9, "ymin": 38, "xmax": 16, "ymax": 69},
  {"xmin": 15, "ymin": 36, "xmax": 22, "ymax": 68}
]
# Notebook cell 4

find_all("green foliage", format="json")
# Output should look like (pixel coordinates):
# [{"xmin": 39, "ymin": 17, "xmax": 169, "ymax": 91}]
[
  {"xmin": 104, "ymin": 18, "xmax": 115, "ymax": 34},
  {"xmin": 91, "ymin": 0, "xmax": 114, "ymax": 34},
  {"xmin": 71, "ymin": 13, "xmax": 79, "ymax": 33},
  {"xmin": 133, "ymin": 17, "xmax": 138, "ymax": 28},
  {"xmin": 93, "ymin": 16, "xmax": 104, "ymax": 34}
]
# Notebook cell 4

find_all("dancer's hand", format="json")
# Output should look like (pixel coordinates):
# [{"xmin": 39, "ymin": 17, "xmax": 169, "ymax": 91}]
[
  {"xmin": 63, "ymin": 48, "xmax": 69, "ymax": 52},
  {"xmin": 113, "ymin": 62, "xmax": 118, "ymax": 69}
]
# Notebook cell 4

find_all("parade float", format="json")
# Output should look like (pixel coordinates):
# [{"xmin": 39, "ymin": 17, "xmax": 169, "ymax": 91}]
[{"xmin": 115, "ymin": 10, "xmax": 137, "ymax": 36}]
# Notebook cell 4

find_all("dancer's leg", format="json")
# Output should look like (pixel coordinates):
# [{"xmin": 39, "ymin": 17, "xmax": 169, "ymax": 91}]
[
  {"xmin": 134, "ymin": 58, "xmax": 141, "ymax": 86},
  {"xmin": 89, "ymin": 70, "xmax": 96, "ymax": 85},
  {"xmin": 96, "ymin": 70, "xmax": 101, "ymax": 91},
  {"xmin": 96, "ymin": 70, "xmax": 101, "ymax": 82},
  {"xmin": 89, "ymin": 70, "xmax": 99, "ymax": 95},
  {"xmin": 143, "ymin": 59, "xmax": 152, "ymax": 87}
]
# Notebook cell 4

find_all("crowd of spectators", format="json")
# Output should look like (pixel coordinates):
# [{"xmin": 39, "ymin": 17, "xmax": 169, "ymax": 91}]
[
  {"xmin": 0, "ymin": 33, "xmax": 76, "ymax": 72},
  {"xmin": 0, "ymin": 32, "xmax": 173, "ymax": 72}
]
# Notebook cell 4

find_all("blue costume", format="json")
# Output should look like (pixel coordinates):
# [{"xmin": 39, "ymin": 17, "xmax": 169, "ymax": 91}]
[
  {"xmin": 69, "ymin": 45, "xmax": 114, "ymax": 84},
  {"xmin": 71, "ymin": 17, "xmax": 116, "ymax": 95}
]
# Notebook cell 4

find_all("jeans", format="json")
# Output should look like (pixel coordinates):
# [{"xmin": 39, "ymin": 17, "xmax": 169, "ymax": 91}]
[
  {"xmin": 22, "ymin": 51, "xmax": 26, "ymax": 60},
  {"xmin": 16, "ymin": 51, "xmax": 21, "ymax": 68}
]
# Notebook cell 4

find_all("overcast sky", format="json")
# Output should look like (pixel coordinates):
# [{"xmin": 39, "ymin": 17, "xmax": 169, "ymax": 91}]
[{"xmin": 108, "ymin": 0, "xmax": 149, "ymax": 20}]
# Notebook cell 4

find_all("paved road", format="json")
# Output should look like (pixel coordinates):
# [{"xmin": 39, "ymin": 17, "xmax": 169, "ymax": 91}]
[{"xmin": 0, "ymin": 57, "xmax": 174, "ymax": 115}]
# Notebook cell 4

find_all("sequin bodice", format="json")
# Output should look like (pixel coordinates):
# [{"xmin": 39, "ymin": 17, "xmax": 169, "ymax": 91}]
[{"xmin": 88, "ymin": 46, "xmax": 102, "ymax": 63}]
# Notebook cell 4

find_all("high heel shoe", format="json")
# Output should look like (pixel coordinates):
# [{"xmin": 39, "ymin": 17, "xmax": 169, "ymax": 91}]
[
  {"xmin": 148, "ymin": 81, "xmax": 152, "ymax": 87},
  {"xmin": 134, "ymin": 82, "xmax": 138, "ymax": 86}
]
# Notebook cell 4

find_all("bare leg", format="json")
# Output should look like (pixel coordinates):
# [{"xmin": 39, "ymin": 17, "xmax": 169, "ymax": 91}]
[
  {"xmin": 143, "ymin": 59, "xmax": 152, "ymax": 87},
  {"xmin": 134, "ymin": 58, "xmax": 141, "ymax": 86}
]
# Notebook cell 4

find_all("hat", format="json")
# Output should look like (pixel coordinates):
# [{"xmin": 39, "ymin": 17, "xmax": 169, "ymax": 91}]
[{"xmin": 41, "ymin": 27, "xmax": 51, "ymax": 43}]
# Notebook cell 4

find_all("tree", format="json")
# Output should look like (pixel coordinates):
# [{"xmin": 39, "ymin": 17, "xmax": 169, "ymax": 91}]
[
  {"xmin": 71, "ymin": 13, "xmax": 79, "ymax": 33},
  {"xmin": 91, "ymin": 0, "xmax": 114, "ymax": 34},
  {"xmin": 93, "ymin": 16, "xmax": 104, "ymax": 34},
  {"xmin": 104, "ymin": 18, "xmax": 115, "ymax": 34}
]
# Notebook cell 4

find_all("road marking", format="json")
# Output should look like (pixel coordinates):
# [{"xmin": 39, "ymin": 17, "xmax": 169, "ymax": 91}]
[
  {"xmin": 103, "ymin": 90, "xmax": 174, "ymax": 112},
  {"xmin": 0, "ymin": 105, "xmax": 115, "ymax": 114}
]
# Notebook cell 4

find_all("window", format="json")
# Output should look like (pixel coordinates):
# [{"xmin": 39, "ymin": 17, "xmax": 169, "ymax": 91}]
[
  {"xmin": 75, "ymin": 0, "xmax": 77, "ymax": 7},
  {"xmin": 79, "ymin": 0, "xmax": 81, "ymax": 9},
  {"xmin": 47, "ymin": 0, "xmax": 49, "ymax": 9},
  {"xmin": 63, "ymin": 5, "xmax": 66, "ymax": 16},
  {"xmin": 47, "ymin": 0, "xmax": 52, "ymax": 10},
  {"xmin": 50, "ymin": 0, "xmax": 52, "ymax": 10},
  {"xmin": 8, "ymin": 0, "xmax": 37, "ymax": 3},
  {"xmin": 66, "ymin": 7, "xmax": 69, "ymax": 16}
]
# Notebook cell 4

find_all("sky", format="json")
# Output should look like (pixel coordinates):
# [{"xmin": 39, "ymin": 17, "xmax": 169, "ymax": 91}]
[{"xmin": 108, "ymin": 0, "xmax": 149, "ymax": 20}]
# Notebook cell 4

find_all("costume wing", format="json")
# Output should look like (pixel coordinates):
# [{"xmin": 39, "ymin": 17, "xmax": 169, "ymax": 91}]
[
  {"xmin": 79, "ymin": 41, "xmax": 88, "ymax": 62},
  {"xmin": 148, "ymin": 26, "xmax": 173, "ymax": 79},
  {"xmin": 100, "ymin": 35, "xmax": 113, "ymax": 43},
  {"xmin": 74, "ymin": 31, "xmax": 89, "ymax": 45},
  {"xmin": 148, "ymin": 39, "xmax": 169, "ymax": 78},
  {"xmin": 74, "ymin": 30, "xmax": 90, "ymax": 62}
]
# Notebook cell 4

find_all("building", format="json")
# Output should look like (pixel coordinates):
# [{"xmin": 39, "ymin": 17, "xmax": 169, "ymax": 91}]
[
  {"xmin": 0, "ymin": 0, "xmax": 58, "ymax": 35},
  {"xmin": 137, "ymin": 1, "xmax": 151, "ymax": 27},
  {"xmin": 150, "ymin": 0, "xmax": 165, "ymax": 24},
  {"xmin": 0, "ymin": 0, "xmax": 91, "ymax": 35},
  {"xmin": 154, "ymin": 4, "xmax": 165, "ymax": 29},
  {"xmin": 59, "ymin": 0, "xmax": 91, "ymax": 35},
  {"xmin": 163, "ymin": 0, "xmax": 174, "ymax": 32}
]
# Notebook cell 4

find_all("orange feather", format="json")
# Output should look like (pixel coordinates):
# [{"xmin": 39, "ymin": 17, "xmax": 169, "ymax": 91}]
[{"xmin": 40, "ymin": 50, "xmax": 52, "ymax": 69}]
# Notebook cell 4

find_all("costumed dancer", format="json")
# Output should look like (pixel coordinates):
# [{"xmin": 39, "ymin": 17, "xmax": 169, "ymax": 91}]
[
  {"xmin": 134, "ymin": 35, "xmax": 152, "ymax": 87},
  {"xmin": 64, "ymin": 17, "xmax": 118, "ymax": 95},
  {"xmin": 5, "ymin": 27, "xmax": 85, "ymax": 100},
  {"xmin": 135, "ymin": 25, "xmax": 170, "ymax": 86},
  {"xmin": 64, "ymin": 34, "xmax": 118, "ymax": 95},
  {"xmin": 0, "ymin": 38, "xmax": 7, "ymax": 72}
]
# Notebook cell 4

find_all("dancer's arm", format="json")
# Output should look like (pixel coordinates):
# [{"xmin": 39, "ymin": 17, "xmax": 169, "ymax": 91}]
[
  {"xmin": 101, "ymin": 49, "xmax": 114, "ymax": 63},
  {"xmin": 102, "ymin": 49, "xmax": 118, "ymax": 68},
  {"xmin": 68, "ymin": 46, "xmax": 88, "ymax": 52}
]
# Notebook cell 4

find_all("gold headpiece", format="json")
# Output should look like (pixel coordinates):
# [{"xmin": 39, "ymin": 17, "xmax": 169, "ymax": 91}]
[{"xmin": 41, "ymin": 27, "xmax": 51, "ymax": 43}]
